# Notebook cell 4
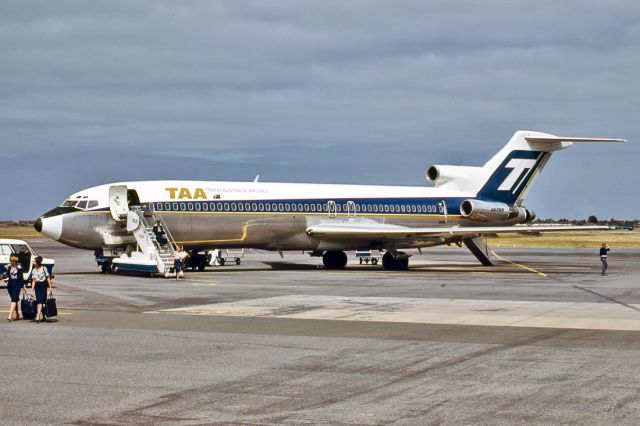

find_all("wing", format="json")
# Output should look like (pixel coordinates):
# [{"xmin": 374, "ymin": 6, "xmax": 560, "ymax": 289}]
[{"xmin": 306, "ymin": 222, "xmax": 611, "ymax": 241}]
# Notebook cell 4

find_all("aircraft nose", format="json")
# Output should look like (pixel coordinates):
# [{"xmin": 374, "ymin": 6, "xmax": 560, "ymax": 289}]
[{"xmin": 35, "ymin": 215, "xmax": 63, "ymax": 240}]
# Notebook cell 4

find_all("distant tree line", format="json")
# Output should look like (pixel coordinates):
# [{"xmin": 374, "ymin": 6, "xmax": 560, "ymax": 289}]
[{"xmin": 534, "ymin": 216, "xmax": 639, "ymax": 228}]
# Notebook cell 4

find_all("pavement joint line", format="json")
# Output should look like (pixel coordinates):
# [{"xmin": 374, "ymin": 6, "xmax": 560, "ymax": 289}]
[
  {"xmin": 573, "ymin": 285, "xmax": 640, "ymax": 313},
  {"xmin": 491, "ymin": 250, "xmax": 548, "ymax": 277}
]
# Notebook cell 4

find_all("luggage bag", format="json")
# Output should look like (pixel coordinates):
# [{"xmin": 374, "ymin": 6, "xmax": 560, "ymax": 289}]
[
  {"xmin": 45, "ymin": 296, "xmax": 58, "ymax": 318},
  {"xmin": 21, "ymin": 294, "xmax": 36, "ymax": 320}
]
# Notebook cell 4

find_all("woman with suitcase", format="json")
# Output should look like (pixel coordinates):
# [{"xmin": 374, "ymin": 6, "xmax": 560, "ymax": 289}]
[
  {"xmin": 30, "ymin": 256, "xmax": 52, "ymax": 323},
  {"xmin": 4, "ymin": 254, "xmax": 24, "ymax": 321}
]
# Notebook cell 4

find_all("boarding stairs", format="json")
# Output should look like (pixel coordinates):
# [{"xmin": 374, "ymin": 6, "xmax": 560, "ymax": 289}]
[{"xmin": 127, "ymin": 206, "xmax": 179, "ymax": 277}]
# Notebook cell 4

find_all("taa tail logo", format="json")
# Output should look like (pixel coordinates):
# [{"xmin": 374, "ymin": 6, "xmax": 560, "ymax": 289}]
[{"xmin": 497, "ymin": 158, "xmax": 538, "ymax": 194}]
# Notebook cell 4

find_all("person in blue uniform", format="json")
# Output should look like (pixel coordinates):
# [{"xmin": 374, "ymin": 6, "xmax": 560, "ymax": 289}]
[
  {"xmin": 30, "ymin": 256, "xmax": 52, "ymax": 323},
  {"xmin": 600, "ymin": 243, "xmax": 610, "ymax": 276},
  {"xmin": 174, "ymin": 252, "xmax": 182, "ymax": 281},
  {"xmin": 4, "ymin": 254, "xmax": 24, "ymax": 321}
]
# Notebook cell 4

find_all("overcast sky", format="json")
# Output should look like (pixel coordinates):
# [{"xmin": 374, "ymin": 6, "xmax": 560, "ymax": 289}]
[{"xmin": 1, "ymin": 1, "xmax": 638, "ymax": 220}]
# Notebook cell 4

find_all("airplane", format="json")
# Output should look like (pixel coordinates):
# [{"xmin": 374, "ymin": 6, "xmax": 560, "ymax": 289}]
[{"xmin": 34, "ymin": 130, "xmax": 624, "ymax": 275}]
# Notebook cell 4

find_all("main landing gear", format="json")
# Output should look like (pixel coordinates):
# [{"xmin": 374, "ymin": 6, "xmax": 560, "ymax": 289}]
[
  {"xmin": 382, "ymin": 251, "xmax": 410, "ymax": 270},
  {"xmin": 322, "ymin": 250, "xmax": 348, "ymax": 269}
]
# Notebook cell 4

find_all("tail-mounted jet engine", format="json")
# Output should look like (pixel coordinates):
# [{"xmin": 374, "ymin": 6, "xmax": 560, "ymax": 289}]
[{"xmin": 460, "ymin": 199, "xmax": 536, "ymax": 223}]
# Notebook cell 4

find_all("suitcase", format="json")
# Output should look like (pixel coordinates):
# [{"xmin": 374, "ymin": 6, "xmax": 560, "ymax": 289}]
[
  {"xmin": 45, "ymin": 297, "xmax": 58, "ymax": 318},
  {"xmin": 21, "ymin": 294, "xmax": 36, "ymax": 320}
]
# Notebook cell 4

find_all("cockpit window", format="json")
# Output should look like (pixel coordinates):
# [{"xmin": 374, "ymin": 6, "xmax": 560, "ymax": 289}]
[{"xmin": 60, "ymin": 199, "xmax": 98, "ymax": 209}]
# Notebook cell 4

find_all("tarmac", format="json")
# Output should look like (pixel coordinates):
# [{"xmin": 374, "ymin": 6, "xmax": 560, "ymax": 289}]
[{"xmin": 2, "ymin": 240, "xmax": 640, "ymax": 424}]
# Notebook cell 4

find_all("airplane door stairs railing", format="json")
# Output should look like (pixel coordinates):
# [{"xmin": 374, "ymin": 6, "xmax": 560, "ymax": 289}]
[{"xmin": 124, "ymin": 206, "xmax": 179, "ymax": 277}]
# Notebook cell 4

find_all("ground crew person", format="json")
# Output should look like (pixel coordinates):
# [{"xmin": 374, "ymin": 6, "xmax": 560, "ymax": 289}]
[{"xmin": 600, "ymin": 242, "xmax": 610, "ymax": 276}]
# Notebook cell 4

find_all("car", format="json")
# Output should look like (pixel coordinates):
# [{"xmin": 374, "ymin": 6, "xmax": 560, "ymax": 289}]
[{"xmin": 0, "ymin": 238, "xmax": 55, "ymax": 281}]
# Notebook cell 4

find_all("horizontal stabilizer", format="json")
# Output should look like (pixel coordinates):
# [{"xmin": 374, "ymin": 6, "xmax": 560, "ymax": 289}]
[{"xmin": 524, "ymin": 136, "xmax": 626, "ymax": 143}]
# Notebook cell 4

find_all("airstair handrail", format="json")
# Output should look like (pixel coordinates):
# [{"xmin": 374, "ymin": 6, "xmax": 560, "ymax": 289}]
[{"xmin": 154, "ymin": 213, "xmax": 179, "ymax": 253}]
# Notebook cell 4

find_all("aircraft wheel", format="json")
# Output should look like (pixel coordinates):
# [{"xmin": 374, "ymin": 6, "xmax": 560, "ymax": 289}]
[
  {"xmin": 382, "ymin": 252, "xmax": 397, "ymax": 270},
  {"xmin": 372, "ymin": 258, "xmax": 378, "ymax": 265},
  {"xmin": 111, "ymin": 264, "xmax": 120, "ymax": 274},
  {"xmin": 323, "ymin": 251, "xmax": 348, "ymax": 269},
  {"xmin": 382, "ymin": 252, "xmax": 409, "ymax": 270},
  {"xmin": 235, "ymin": 258, "xmax": 241, "ymax": 265},
  {"xmin": 359, "ymin": 258, "xmax": 363, "ymax": 265},
  {"xmin": 198, "ymin": 259, "xmax": 206, "ymax": 272}
]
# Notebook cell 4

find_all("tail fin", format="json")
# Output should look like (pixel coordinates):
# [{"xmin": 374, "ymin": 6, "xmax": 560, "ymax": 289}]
[{"xmin": 475, "ymin": 130, "xmax": 624, "ymax": 205}]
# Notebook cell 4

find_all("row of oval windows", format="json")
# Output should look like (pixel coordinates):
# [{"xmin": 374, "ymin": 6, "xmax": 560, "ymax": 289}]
[{"xmin": 151, "ymin": 202, "xmax": 445, "ymax": 214}]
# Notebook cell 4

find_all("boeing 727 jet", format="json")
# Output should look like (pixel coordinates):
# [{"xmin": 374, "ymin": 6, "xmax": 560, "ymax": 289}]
[{"xmin": 34, "ymin": 130, "xmax": 624, "ymax": 275}]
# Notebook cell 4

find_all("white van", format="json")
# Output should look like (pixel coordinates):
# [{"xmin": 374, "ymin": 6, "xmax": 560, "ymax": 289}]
[{"xmin": 0, "ymin": 239, "xmax": 55, "ymax": 281}]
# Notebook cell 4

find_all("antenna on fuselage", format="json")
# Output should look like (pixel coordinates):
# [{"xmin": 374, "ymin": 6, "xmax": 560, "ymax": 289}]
[{"xmin": 253, "ymin": 174, "xmax": 260, "ymax": 183}]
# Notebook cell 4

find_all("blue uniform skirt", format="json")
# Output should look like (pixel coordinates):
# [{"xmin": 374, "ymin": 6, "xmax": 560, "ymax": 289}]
[
  {"xmin": 7, "ymin": 279, "xmax": 21, "ymax": 303},
  {"xmin": 34, "ymin": 280, "xmax": 48, "ymax": 304}
]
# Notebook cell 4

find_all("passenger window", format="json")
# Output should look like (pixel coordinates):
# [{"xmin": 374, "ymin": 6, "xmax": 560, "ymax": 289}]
[
  {"xmin": 291, "ymin": 204, "xmax": 297, "ymax": 212},
  {"xmin": 252, "ymin": 203, "xmax": 257, "ymax": 211},
  {"xmin": 238, "ymin": 203, "xmax": 244, "ymax": 212},
  {"xmin": 172, "ymin": 203, "xmax": 178, "ymax": 211},
  {"xmin": 411, "ymin": 205, "xmax": 417, "ymax": 213},
  {"xmin": 265, "ymin": 203, "xmax": 271, "ymax": 212},
  {"xmin": 278, "ymin": 204, "xmax": 284, "ymax": 212},
  {"xmin": 298, "ymin": 203, "xmax": 303, "ymax": 211},
  {"xmin": 258, "ymin": 203, "xmax": 264, "ymax": 211},
  {"xmin": 224, "ymin": 203, "xmax": 230, "ymax": 211},
  {"xmin": 180, "ymin": 203, "xmax": 186, "ymax": 211},
  {"xmin": 384, "ymin": 205, "xmax": 389, "ymax": 213},
  {"xmin": 272, "ymin": 203, "xmax": 278, "ymax": 211},
  {"xmin": 187, "ymin": 203, "xmax": 193, "ymax": 211},
  {"xmin": 245, "ymin": 203, "xmax": 251, "ymax": 211},
  {"xmin": 156, "ymin": 203, "xmax": 163, "ymax": 211},
  {"xmin": 195, "ymin": 203, "xmax": 201, "ymax": 211},
  {"xmin": 165, "ymin": 203, "xmax": 171, "ymax": 210},
  {"xmin": 285, "ymin": 204, "xmax": 291, "ymax": 212},
  {"xmin": 87, "ymin": 200, "xmax": 98, "ymax": 209},
  {"xmin": 202, "ymin": 203, "xmax": 209, "ymax": 211},
  {"xmin": 310, "ymin": 204, "xmax": 316, "ymax": 212}
]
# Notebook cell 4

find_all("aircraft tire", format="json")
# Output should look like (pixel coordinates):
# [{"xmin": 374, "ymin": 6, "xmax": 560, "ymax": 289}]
[
  {"xmin": 323, "ymin": 250, "xmax": 348, "ymax": 269},
  {"xmin": 382, "ymin": 252, "xmax": 409, "ymax": 270}
]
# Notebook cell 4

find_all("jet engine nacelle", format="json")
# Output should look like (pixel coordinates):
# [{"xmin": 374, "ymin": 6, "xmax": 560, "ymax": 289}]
[
  {"xmin": 426, "ymin": 165, "xmax": 485, "ymax": 192},
  {"xmin": 460, "ymin": 199, "xmax": 536, "ymax": 223}
]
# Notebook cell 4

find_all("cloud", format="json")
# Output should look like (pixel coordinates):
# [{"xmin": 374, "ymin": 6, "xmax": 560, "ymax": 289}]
[{"xmin": 0, "ymin": 0, "xmax": 638, "ymax": 219}]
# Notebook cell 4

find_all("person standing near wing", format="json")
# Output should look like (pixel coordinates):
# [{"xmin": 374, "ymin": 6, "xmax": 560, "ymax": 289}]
[
  {"xmin": 4, "ymin": 254, "xmax": 24, "ymax": 321},
  {"xmin": 600, "ymin": 242, "xmax": 610, "ymax": 276},
  {"xmin": 31, "ymin": 256, "xmax": 52, "ymax": 323}
]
